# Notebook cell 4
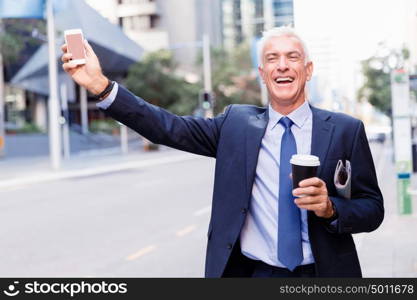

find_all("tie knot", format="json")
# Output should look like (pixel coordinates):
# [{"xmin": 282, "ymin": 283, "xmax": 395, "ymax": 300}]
[{"xmin": 279, "ymin": 117, "xmax": 293, "ymax": 129}]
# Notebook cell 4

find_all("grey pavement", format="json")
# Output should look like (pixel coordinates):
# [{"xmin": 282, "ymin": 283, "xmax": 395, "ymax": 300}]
[
  {"xmin": 0, "ymin": 134, "xmax": 416, "ymax": 277},
  {"xmin": 0, "ymin": 153, "xmax": 213, "ymax": 277},
  {"xmin": 0, "ymin": 131, "xmax": 175, "ymax": 185},
  {"xmin": 3, "ymin": 130, "xmax": 141, "ymax": 159},
  {"xmin": 355, "ymin": 140, "xmax": 417, "ymax": 277}
]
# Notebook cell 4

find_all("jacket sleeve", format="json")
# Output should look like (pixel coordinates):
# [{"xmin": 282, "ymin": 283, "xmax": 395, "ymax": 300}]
[
  {"xmin": 100, "ymin": 85, "xmax": 231, "ymax": 158},
  {"xmin": 329, "ymin": 121, "xmax": 384, "ymax": 234}
]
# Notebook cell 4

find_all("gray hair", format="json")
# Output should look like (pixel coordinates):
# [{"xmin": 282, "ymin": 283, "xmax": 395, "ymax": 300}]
[{"xmin": 257, "ymin": 26, "xmax": 310, "ymax": 67}]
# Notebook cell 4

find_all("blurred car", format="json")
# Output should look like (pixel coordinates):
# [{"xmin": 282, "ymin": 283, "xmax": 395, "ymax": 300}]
[
  {"xmin": 368, "ymin": 132, "xmax": 386, "ymax": 143},
  {"xmin": 365, "ymin": 125, "xmax": 391, "ymax": 144}
]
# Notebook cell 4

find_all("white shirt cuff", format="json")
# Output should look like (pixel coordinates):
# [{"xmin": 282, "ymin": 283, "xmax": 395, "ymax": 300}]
[{"xmin": 96, "ymin": 82, "xmax": 119, "ymax": 110}]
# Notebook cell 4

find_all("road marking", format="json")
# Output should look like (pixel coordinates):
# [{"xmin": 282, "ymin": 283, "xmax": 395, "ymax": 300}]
[
  {"xmin": 126, "ymin": 245, "xmax": 157, "ymax": 261},
  {"xmin": 193, "ymin": 206, "xmax": 211, "ymax": 217},
  {"xmin": 176, "ymin": 225, "xmax": 197, "ymax": 237}
]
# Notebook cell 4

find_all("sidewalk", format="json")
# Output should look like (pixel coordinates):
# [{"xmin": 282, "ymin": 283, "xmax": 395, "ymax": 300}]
[
  {"xmin": 0, "ymin": 144, "xmax": 198, "ymax": 189},
  {"xmin": 354, "ymin": 141, "xmax": 417, "ymax": 277},
  {"xmin": 0, "ymin": 131, "xmax": 204, "ymax": 188},
  {"xmin": 3, "ymin": 131, "xmax": 140, "ymax": 159}
]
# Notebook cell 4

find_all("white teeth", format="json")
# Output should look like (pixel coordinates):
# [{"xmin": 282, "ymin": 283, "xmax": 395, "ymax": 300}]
[{"xmin": 275, "ymin": 77, "xmax": 293, "ymax": 83}]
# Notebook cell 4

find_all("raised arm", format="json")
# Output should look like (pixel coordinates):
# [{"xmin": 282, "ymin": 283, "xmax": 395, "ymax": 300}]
[{"xmin": 61, "ymin": 41, "xmax": 229, "ymax": 157}]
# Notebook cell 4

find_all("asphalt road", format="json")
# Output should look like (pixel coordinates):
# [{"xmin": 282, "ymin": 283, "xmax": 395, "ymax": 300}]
[
  {"xmin": 0, "ymin": 154, "xmax": 215, "ymax": 277},
  {"xmin": 0, "ymin": 141, "xmax": 389, "ymax": 277}
]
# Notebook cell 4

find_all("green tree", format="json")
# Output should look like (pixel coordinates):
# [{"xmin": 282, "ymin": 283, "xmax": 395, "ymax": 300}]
[
  {"xmin": 0, "ymin": 19, "xmax": 45, "ymax": 63},
  {"xmin": 124, "ymin": 50, "xmax": 199, "ymax": 116},
  {"xmin": 357, "ymin": 44, "xmax": 409, "ymax": 116},
  {"xmin": 198, "ymin": 43, "xmax": 262, "ymax": 114}
]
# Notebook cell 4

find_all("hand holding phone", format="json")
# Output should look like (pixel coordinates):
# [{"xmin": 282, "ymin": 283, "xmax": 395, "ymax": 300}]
[
  {"xmin": 64, "ymin": 28, "xmax": 86, "ymax": 65},
  {"xmin": 61, "ymin": 30, "xmax": 108, "ymax": 95}
]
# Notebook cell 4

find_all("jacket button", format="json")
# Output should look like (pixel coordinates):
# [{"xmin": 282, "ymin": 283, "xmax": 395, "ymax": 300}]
[
  {"xmin": 241, "ymin": 208, "xmax": 247, "ymax": 214},
  {"xmin": 227, "ymin": 243, "xmax": 233, "ymax": 250}
]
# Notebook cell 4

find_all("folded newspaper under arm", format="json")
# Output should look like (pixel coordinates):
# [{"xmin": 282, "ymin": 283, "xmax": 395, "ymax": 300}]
[{"xmin": 334, "ymin": 160, "xmax": 351, "ymax": 199}]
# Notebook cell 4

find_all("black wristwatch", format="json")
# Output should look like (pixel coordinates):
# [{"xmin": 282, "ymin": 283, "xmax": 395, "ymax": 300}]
[{"xmin": 94, "ymin": 79, "xmax": 114, "ymax": 100}]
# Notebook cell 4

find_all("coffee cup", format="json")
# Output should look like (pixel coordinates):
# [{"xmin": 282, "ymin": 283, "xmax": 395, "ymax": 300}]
[{"xmin": 290, "ymin": 154, "xmax": 320, "ymax": 189}]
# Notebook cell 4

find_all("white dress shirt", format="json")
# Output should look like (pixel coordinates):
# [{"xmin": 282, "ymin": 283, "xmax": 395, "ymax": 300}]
[{"xmin": 240, "ymin": 101, "xmax": 315, "ymax": 267}]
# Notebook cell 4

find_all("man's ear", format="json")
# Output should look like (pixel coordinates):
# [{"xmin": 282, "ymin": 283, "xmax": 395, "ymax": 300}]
[{"xmin": 306, "ymin": 61, "xmax": 313, "ymax": 81}]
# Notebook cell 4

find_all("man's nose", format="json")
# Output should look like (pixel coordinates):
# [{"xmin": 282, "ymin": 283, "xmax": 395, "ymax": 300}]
[{"xmin": 276, "ymin": 56, "xmax": 289, "ymax": 72}]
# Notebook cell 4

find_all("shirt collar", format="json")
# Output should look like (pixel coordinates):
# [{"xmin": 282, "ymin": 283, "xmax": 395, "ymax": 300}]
[{"xmin": 268, "ymin": 100, "xmax": 311, "ymax": 129}]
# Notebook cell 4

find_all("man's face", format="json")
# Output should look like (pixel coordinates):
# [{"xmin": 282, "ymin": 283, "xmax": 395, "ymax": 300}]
[{"xmin": 258, "ymin": 35, "xmax": 313, "ymax": 109}]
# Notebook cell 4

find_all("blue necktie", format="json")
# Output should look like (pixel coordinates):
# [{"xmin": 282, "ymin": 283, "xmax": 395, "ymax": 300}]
[{"xmin": 278, "ymin": 117, "xmax": 303, "ymax": 271}]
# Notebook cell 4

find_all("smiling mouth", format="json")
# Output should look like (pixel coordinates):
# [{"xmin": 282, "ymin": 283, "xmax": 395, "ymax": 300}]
[{"xmin": 275, "ymin": 77, "xmax": 294, "ymax": 85}]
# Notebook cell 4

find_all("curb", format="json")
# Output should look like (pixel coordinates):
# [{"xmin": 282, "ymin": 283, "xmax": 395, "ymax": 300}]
[{"xmin": 0, "ymin": 153, "xmax": 198, "ymax": 189}]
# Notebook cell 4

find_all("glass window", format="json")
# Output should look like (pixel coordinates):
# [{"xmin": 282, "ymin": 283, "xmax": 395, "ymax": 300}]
[
  {"xmin": 150, "ymin": 14, "xmax": 159, "ymax": 29},
  {"xmin": 254, "ymin": 0, "xmax": 263, "ymax": 18},
  {"xmin": 273, "ymin": 0, "xmax": 293, "ymax": 17}
]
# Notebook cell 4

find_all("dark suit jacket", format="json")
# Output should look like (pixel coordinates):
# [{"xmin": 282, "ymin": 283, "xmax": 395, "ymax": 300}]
[{"xmin": 103, "ymin": 85, "xmax": 384, "ymax": 278}]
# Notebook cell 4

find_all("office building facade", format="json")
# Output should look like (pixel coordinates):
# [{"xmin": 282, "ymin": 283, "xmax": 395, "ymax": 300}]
[
  {"xmin": 222, "ymin": 0, "xmax": 294, "ymax": 49},
  {"xmin": 86, "ymin": 0, "xmax": 222, "ymax": 72}
]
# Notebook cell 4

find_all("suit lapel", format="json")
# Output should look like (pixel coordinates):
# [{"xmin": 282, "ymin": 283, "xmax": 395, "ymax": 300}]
[
  {"xmin": 245, "ymin": 111, "xmax": 268, "ymax": 199},
  {"xmin": 310, "ymin": 106, "xmax": 335, "ymax": 177},
  {"xmin": 244, "ymin": 106, "xmax": 334, "ymax": 200}
]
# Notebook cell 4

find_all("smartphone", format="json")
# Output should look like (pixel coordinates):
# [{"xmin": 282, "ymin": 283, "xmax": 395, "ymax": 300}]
[{"xmin": 64, "ymin": 29, "xmax": 86, "ymax": 65}]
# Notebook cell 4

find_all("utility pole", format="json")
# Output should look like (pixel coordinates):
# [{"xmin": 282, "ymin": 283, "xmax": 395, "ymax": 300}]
[
  {"xmin": 120, "ymin": 123, "xmax": 128, "ymax": 154},
  {"xmin": 46, "ymin": 0, "xmax": 62, "ymax": 169},
  {"xmin": 0, "ymin": 51, "xmax": 5, "ymax": 158},
  {"xmin": 60, "ymin": 83, "xmax": 70, "ymax": 160},
  {"xmin": 202, "ymin": 34, "xmax": 213, "ymax": 118},
  {"xmin": 80, "ymin": 86, "xmax": 89, "ymax": 135},
  {"xmin": 391, "ymin": 69, "xmax": 413, "ymax": 215},
  {"xmin": 0, "ymin": 20, "xmax": 5, "ymax": 157}
]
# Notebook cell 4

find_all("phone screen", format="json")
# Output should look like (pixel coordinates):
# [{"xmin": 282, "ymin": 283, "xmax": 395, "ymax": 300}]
[{"xmin": 66, "ymin": 33, "xmax": 85, "ymax": 60}]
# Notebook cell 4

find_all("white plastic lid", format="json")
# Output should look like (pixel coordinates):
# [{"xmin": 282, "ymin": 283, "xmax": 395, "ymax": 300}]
[{"xmin": 290, "ymin": 154, "xmax": 320, "ymax": 167}]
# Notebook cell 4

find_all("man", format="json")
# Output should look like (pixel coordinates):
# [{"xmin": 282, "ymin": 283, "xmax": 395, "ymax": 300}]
[{"xmin": 61, "ymin": 27, "xmax": 384, "ymax": 278}]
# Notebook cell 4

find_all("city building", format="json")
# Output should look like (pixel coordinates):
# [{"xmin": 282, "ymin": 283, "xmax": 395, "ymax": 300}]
[
  {"xmin": 221, "ymin": 0, "xmax": 294, "ymax": 50},
  {"xmin": 86, "ymin": 0, "xmax": 297, "ymax": 69},
  {"xmin": 86, "ymin": 0, "xmax": 223, "ymax": 73},
  {"xmin": 292, "ymin": 0, "xmax": 361, "ymax": 115},
  {"xmin": 4, "ymin": 0, "xmax": 144, "ymax": 135}
]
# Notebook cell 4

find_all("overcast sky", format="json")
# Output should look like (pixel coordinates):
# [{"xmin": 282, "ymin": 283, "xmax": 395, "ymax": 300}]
[
  {"xmin": 294, "ymin": 0, "xmax": 413, "ymax": 61},
  {"xmin": 291, "ymin": 0, "xmax": 417, "ymax": 107}
]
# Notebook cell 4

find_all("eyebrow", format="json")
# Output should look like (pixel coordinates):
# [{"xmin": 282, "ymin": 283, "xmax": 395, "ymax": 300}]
[
  {"xmin": 265, "ymin": 50, "xmax": 302, "ymax": 57},
  {"xmin": 287, "ymin": 51, "xmax": 302, "ymax": 56}
]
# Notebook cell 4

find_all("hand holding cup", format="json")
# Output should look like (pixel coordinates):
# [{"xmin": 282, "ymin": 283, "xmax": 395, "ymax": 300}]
[{"xmin": 291, "ymin": 154, "xmax": 334, "ymax": 219}]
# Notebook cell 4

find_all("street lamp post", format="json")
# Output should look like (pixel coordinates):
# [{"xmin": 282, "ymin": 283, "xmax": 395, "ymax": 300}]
[
  {"xmin": 391, "ymin": 69, "xmax": 413, "ymax": 215},
  {"xmin": 0, "ymin": 52, "xmax": 5, "ymax": 158},
  {"xmin": 169, "ymin": 35, "xmax": 213, "ymax": 117},
  {"xmin": 202, "ymin": 34, "xmax": 213, "ymax": 117},
  {"xmin": 46, "ymin": 0, "xmax": 62, "ymax": 169},
  {"xmin": 0, "ymin": 20, "xmax": 6, "ymax": 158}
]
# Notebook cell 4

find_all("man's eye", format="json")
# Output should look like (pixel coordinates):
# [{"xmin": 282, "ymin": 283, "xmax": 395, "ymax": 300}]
[{"xmin": 289, "ymin": 56, "xmax": 301, "ymax": 61}]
